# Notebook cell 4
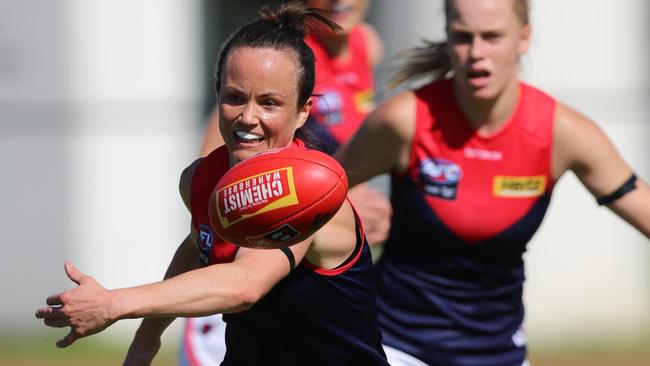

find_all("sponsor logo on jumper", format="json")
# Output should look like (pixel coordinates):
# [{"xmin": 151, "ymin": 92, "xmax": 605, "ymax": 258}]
[
  {"xmin": 418, "ymin": 158, "xmax": 462, "ymax": 200},
  {"xmin": 198, "ymin": 224, "xmax": 214, "ymax": 265},
  {"xmin": 335, "ymin": 71, "xmax": 359, "ymax": 84},
  {"xmin": 354, "ymin": 89, "xmax": 375, "ymax": 113},
  {"xmin": 463, "ymin": 147, "xmax": 503, "ymax": 161},
  {"xmin": 493, "ymin": 175, "xmax": 546, "ymax": 197},
  {"xmin": 216, "ymin": 167, "xmax": 299, "ymax": 229},
  {"xmin": 246, "ymin": 224, "xmax": 300, "ymax": 248}
]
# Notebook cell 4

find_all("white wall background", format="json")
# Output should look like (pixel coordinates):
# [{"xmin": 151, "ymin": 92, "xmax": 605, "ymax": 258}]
[{"xmin": 0, "ymin": 0, "xmax": 203, "ymax": 343}]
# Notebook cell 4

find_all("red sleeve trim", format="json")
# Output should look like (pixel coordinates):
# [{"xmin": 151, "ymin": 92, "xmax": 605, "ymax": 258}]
[{"xmin": 301, "ymin": 198, "xmax": 366, "ymax": 276}]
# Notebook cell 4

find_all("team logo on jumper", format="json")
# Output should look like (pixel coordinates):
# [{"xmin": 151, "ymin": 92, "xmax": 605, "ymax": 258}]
[
  {"xmin": 418, "ymin": 158, "xmax": 462, "ymax": 200},
  {"xmin": 216, "ymin": 167, "xmax": 299, "ymax": 229},
  {"xmin": 315, "ymin": 90, "xmax": 343, "ymax": 125},
  {"xmin": 493, "ymin": 175, "xmax": 546, "ymax": 197},
  {"xmin": 198, "ymin": 224, "xmax": 214, "ymax": 264}
]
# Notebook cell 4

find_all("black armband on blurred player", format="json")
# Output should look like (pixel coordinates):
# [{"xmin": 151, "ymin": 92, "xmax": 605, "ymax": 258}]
[
  {"xmin": 596, "ymin": 173, "xmax": 637, "ymax": 206},
  {"xmin": 280, "ymin": 247, "xmax": 296, "ymax": 271}
]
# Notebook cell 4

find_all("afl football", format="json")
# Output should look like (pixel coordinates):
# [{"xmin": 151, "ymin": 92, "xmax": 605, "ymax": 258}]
[{"xmin": 209, "ymin": 147, "xmax": 348, "ymax": 249}]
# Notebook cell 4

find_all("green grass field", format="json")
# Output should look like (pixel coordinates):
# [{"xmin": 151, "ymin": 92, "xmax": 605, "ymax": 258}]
[
  {"xmin": 0, "ymin": 330, "xmax": 175, "ymax": 366},
  {"xmin": 2, "ymin": 334, "xmax": 648, "ymax": 366}
]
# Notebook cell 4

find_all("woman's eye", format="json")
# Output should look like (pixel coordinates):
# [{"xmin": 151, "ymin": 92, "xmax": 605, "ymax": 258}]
[
  {"xmin": 450, "ymin": 32, "xmax": 472, "ymax": 44},
  {"xmin": 263, "ymin": 100, "xmax": 279, "ymax": 108},
  {"xmin": 483, "ymin": 33, "xmax": 501, "ymax": 41},
  {"xmin": 222, "ymin": 94, "xmax": 244, "ymax": 104}
]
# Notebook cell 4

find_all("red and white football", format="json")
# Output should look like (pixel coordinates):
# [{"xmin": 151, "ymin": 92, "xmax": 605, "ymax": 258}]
[{"xmin": 209, "ymin": 146, "xmax": 348, "ymax": 249}]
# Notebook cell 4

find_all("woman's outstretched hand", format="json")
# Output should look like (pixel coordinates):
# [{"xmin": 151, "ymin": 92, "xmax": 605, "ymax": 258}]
[{"xmin": 35, "ymin": 261, "xmax": 116, "ymax": 348}]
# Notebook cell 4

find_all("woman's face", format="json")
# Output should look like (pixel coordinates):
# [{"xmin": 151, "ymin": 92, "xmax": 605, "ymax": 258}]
[
  {"xmin": 306, "ymin": 0, "xmax": 369, "ymax": 33},
  {"xmin": 446, "ymin": 0, "xmax": 530, "ymax": 100},
  {"xmin": 218, "ymin": 47, "xmax": 311, "ymax": 165}
]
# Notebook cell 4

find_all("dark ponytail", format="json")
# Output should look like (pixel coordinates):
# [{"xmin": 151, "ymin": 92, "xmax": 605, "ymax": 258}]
[{"xmin": 214, "ymin": 1, "xmax": 340, "ymax": 107}]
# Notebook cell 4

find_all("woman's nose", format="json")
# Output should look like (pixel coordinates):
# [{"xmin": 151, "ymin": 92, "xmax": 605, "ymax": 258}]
[
  {"xmin": 239, "ymin": 102, "xmax": 258, "ymax": 125},
  {"xmin": 469, "ymin": 36, "xmax": 485, "ymax": 59}
]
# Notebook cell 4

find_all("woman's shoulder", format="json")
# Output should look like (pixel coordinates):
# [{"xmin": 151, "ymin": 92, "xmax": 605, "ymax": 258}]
[
  {"xmin": 179, "ymin": 146, "xmax": 230, "ymax": 210},
  {"xmin": 356, "ymin": 22, "xmax": 384, "ymax": 67},
  {"xmin": 553, "ymin": 101, "xmax": 608, "ymax": 151},
  {"xmin": 553, "ymin": 101, "xmax": 596, "ymax": 132},
  {"xmin": 519, "ymin": 81, "xmax": 557, "ymax": 105},
  {"xmin": 179, "ymin": 157, "xmax": 204, "ymax": 210},
  {"xmin": 358, "ymin": 89, "xmax": 418, "ymax": 147}
]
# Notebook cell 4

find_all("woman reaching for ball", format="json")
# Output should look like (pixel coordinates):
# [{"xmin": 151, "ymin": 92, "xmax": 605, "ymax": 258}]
[
  {"xmin": 35, "ymin": 3, "xmax": 390, "ymax": 365},
  {"xmin": 180, "ymin": 2, "xmax": 389, "ymax": 364}
]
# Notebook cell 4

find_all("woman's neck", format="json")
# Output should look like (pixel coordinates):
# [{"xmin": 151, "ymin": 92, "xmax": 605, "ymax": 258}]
[{"xmin": 453, "ymin": 76, "xmax": 521, "ymax": 136}]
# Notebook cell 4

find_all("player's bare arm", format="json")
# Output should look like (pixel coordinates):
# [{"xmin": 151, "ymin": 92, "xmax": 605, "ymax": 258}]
[
  {"xmin": 37, "ymin": 238, "xmax": 310, "ymax": 349},
  {"xmin": 553, "ymin": 102, "xmax": 650, "ymax": 238},
  {"xmin": 336, "ymin": 90, "xmax": 417, "ymax": 187},
  {"xmin": 307, "ymin": 199, "xmax": 358, "ymax": 269}
]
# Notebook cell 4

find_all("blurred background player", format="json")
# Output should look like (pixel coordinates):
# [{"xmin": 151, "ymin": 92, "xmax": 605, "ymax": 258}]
[
  {"xmin": 182, "ymin": 1, "xmax": 389, "ymax": 364},
  {"xmin": 36, "ymin": 3, "xmax": 391, "ymax": 365},
  {"xmin": 335, "ymin": 0, "xmax": 650, "ymax": 365},
  {"xmin": 301, "ymin": 0, "xmax": 383, "ymax": 154}
]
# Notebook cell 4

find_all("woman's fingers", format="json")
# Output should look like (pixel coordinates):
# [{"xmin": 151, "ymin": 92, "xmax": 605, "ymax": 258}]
[
  {"xmin": 44, "ymin": 317, "xmax": 70, "ymax": 328},
  {"xmin": 56, "ymin": 329, "xmax": 79, "ymax": 348},
  {"xmin": 35, "ymin": 305, "xmax": 64, "ymax": 319}
]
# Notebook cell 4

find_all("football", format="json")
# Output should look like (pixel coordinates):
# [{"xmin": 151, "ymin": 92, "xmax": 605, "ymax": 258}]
[{"xmin": 209, "ymin": 146, "xmax": 348, "ymax": 249}]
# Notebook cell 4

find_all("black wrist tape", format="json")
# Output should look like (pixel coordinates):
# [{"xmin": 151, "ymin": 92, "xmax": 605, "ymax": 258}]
[{"xmin": 280, "ymin": 247, "xmax": 296, "ymax": 271}]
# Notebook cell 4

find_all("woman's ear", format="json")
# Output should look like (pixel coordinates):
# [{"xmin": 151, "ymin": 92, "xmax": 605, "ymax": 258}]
[
  {"xmin": 517, "ymin": 24, "xmax": 531, "ymax": 55},
  {"xmin": 296, "ymin": 97, "xmax": 313, "ymax": 129}
]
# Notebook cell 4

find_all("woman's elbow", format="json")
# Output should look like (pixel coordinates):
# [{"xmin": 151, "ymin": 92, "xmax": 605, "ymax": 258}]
[
  {"xmin": 238, "ymin": 288, "xmax": 262, "ymax": 311},
  {"xmin": 223, "ymin": 284, "xmax": 265, "ymax": 313}
]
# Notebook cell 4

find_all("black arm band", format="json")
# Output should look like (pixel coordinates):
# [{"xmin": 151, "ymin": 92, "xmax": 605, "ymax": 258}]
[
  {"xmin": 279, "ymin": 247, "xmax": 296, "ymax": 271},
  {"xmin": 596, "ymin": 173, "xmax": 638, "ymax": 206}
]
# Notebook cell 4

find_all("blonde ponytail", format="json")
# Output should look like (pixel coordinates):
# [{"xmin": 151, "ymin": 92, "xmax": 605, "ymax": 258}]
[{"xmin": 387, "ymin": 40, "xmax": 451, "ymax": 90}]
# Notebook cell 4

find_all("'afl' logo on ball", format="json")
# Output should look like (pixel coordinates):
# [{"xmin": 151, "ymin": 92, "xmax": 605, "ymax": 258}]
[{"xmin": 418, "ymin": 158, "xmax": 462, "ymax": 200}]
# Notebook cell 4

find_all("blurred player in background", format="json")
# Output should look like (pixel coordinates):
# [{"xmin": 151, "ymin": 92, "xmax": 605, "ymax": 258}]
[
  {"xmin": 335, "ymin": 0, "xmax": 650, "ymax": 365},
  {"xmin": 301, "ymin": 0, "xmax": 383, "ymax": 154},
  {"xmin": 36, "ymin": 3, "xmax": 391, "ymax": 365},
  {"xmin": 182, "ymin": 1, "xmax": 389, "ymax": 364}
]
